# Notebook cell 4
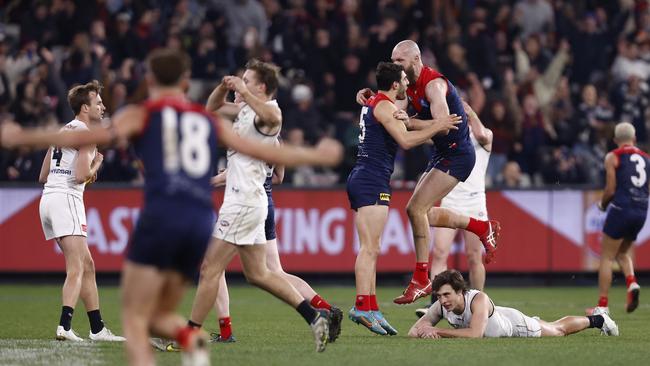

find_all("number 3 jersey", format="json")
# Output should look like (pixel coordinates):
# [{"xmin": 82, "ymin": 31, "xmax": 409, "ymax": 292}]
[
  {"xmin": 135, "ymin": 96, "xmax": 219, "ymax": 211},
  {"xmin": 611, "ymin": 145, "xmax": 650, "ymax": 212},
  {"xmin": 43, "ymin": 119, "xmax": 95, "ymax": 198}
]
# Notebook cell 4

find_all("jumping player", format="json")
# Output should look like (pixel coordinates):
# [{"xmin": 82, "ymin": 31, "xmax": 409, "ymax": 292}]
[
  {"xmin": 593, "ymin": 122, "xmax": 647, "ymax": 314},
  {"xmin": 1, "ymin": 49, "xmax": 342, "ymax": 365},
  {"xmin": 347, "ymin": 62, "xmax": 461, "ymax": 335},
  {"xmin": 38, "ymin": 80, "xmax": 124, "ymax": 342},
  {"xmin": 409, "ymin": 270, "xmax": 619, "ymax": 339},
  {"xmin": 208, "ymin": 164, "xmax": 343, "ymax": 344},
  {"xmin": 186, "ymin": 59, "xmax": 333, "ymax": 353},
  {"xmin": 357, "ymin": 40, "xmax": 500, "ymax": 304}
]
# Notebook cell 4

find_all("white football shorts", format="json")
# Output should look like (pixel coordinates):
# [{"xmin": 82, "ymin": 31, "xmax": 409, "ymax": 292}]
[
  {"xmin": 496, "ymin": 306, "xmax": 542, "ymax": 338},
  {"xmin": 39, "ymin": 192, "xmax": 87, "ymax": 240},
  {"xmin": 213, "ymin": 201, "xmax": 267, "ymax": 245},
  {"xmin": 440, "ymin": 191, "xmax": 488, "ymax": 221}
]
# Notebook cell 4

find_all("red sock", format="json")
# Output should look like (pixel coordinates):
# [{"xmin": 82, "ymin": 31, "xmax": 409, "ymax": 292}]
[
  {"xmin": 356, "ymin": 294, "xmax": 371, "ymax": 311},
  {"xmin": 413, "ymin": 262, "xmax": 429, "ymax": 284},
  {"xmin": 310, "ymin": 294, "xmax": 332, "ymax": 311},
  {"xmin": 219, "ymin": 317, "xmax": 232, "ymax": 339},
  {"xmin": 369, "ymin": 295, "xmax": 379, "ymax": 311},
  {"xmin": 626, "ymin": 275, "xmax": 637, "ymax": 288},
  {"xmin": 175, "ymin": 326, "xmax": 193, "ymax": 349},
  {"xmin": 466, "ymin": 217, "xmax": 488, "ymax": 236},
  {"xmin": 598, "ymin": 296, "xmax": 608, "ymax": 307}
]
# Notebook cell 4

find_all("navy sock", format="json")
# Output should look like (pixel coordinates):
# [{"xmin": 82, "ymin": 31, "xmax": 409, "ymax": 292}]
[
  {"xmin": 87, "ymin": 309, "xmax": 105, "ymax": 334},
  {"xmin": 587, "ymin": 315, "xmax": 604, "ymax": 329},
  {"xmin": 59, "ymin": 306, "xmax": 74, "ymax": 331},
  {"xmin": 296, "ymin": 300, "xmax": 318, "ymax": 324}
]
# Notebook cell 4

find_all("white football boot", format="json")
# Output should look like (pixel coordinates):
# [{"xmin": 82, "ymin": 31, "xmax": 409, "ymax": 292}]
[
  {"xmin": 89, "ymin": 327, "xmax": 126, "ymax": 341},
  {"xmin": 599, "ymin": 313, "xmax": 620, "ymax": 336},
  {"xmin": 56, "ymin": 326, "xmax": 84, "ymax": 341}
]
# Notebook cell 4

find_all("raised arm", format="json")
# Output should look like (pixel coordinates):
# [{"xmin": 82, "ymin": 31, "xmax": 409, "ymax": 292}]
[
  {"xmin": 206, "ymin": 80, "xmax": 241, "ymax": 120},
  {"xmin": 600, "ymin": 152, "xmax": 617, "ymax": 210},
  {"xmin": 225, "ymin": 76, "xmax": 281, "ymax": 130},
  {"xmin": 374, "ymin": 100, "xmax": 460, "ymax": 150}
]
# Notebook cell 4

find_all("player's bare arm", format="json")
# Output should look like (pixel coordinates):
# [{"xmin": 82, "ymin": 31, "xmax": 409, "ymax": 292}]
[
  {"xmin": 463, "ymin": 101, "xmax": 493, "ymax": 151},
  {"xmin": 225, "ymin": 75, "xmax": 281, "ymax": 131},
  {"xmin": 211, "ymin": 170, "xmax": 227, "ymax": 187},
  {"xmin": 272, "ymin": 165, "xmax": 285, "ymax": 184},
  {"xmin": 206, "ymin": 78, "xmax": 242, "ymax": 119},
  {"xmin": 434, "ymin": 292, "xmax": 490, "ymax": 338},
  {"xmin": 216, "ymin": 118, "xmax": 342, "ymax": 167},
  {"xmin": 75, "ymin": 147, "xmax": 103, "ymax": 184},
  {"xmin": 408, "ymin": 301, "xmax": 443, "ymax": 338},
  {"xmin": 38, "ymin": 148, "xmax": 53, "ymax": 184},
  {"xmin": 600, "ymin": 152, "xmax": 618, "ymax": 210},
  {"xmin": 425, "ymin": 78, "xmax": 451, "ymax": 118},
  {"xmin": 375, "ymin": 101, "xmax": 460, "ymax": 149}
]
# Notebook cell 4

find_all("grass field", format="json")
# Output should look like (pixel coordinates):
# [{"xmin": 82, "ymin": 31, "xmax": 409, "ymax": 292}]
[{"xmin": 0, "ymin": 284, "xmax": 648, "ymax": 365}]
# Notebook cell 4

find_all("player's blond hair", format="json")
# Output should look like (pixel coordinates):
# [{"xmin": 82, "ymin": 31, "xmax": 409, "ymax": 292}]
[{"xmin": 614, "ymin": 122, "xmax": 636, "ymax": 143}]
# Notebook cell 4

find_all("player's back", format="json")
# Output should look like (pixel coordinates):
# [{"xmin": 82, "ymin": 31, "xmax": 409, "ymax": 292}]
[
  {"xmin": 134, "ymin": 96, "xmax": 218, "ymax": 214},
  {"xmin": 355, "ymin": 93, "xmax": 399, "ymax": 179},
  {"xmin": 43, "ymin": 120, "xmax": 95, "ymax": 198},
  {"xmin": 406, "ymin": 66, "xmax": 471, "ymax": 155},
  {"xmin": 611, "ymin": 145, "xmax": 650, "ymax": 212}
]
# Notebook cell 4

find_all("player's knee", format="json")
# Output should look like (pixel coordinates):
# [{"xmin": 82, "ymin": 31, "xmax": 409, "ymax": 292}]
[
  {"xmin": 83, "ymin": 257, "xmax": 96, "ymax": 274},
  {"xmin": 466, "ymin": 252, "xmax": 483, "ymax": 268},
  {"xmin": 406, "ymin": 202, "xmax": 422, "ymax": 218},
  {"xmin": 431, "ymin": 249, "xmax": 449, "ymax": 263},
  {"xmin": 242, "ymin": 266, "xmax": 268, "ymax": 287},
  {"xmin": 198, "ymin": 262, "xmax": 220, "ymax": 283},
  {"xmin": 359, "ymin": 243, "xmax": 381, "ymax": 259}
]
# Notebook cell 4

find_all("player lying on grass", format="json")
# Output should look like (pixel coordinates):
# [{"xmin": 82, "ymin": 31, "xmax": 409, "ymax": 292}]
[{"xmin": 409, "ymin": 270, "xmax": 619, "ymax": 339}]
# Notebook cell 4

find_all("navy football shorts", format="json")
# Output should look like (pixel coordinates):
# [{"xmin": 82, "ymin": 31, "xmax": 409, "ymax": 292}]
[
  {"xmin": 426, "ymin": 145, "xmax": 476, "ymax": 182},
  {"xmin": 346, "ymin": 166, "xmax": 391, "ymax": 211},
  {"xmin": 127, "ymin": 206, "xmax": 214, "ymax": 279},
  {"xmin": 265, "ymin": 197, "xmax": 276, "ymax": 241},
  {"xmin": 603, "ymin": 205, "xmax": 647, "ymax": 241}
]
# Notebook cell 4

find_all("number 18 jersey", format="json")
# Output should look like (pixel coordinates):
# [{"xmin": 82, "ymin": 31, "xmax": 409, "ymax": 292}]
[
  {"xmin": 611, "ymin": 145, "xmax": 650, "ymax": 212},
  {"xmin": 135, "ymin": 96, "xmax": 219, "ymax": 212}
]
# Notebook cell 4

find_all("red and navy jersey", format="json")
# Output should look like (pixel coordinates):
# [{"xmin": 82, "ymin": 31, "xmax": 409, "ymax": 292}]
[
  {"xmin": 406, "ymin": 66, "xmax": 471, "ymax": 155},
  {"xmin": 611, "ymin": 145, "xmax": 650, "ymax": 211},
  {"xmin": 355, "ymin": 93, "xmax": 398, "ymax": 179},
  {"xmin": 134, "ymin": 96, "xmax": 219, "ymax": 212}
]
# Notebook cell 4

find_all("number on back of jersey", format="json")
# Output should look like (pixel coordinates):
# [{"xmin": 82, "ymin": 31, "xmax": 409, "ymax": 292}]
[
  {"xmin": 630, "ymin": 153, "xmax": 647, "ymax": 187},
  {"xmin": 161, "ymin": 107, "xmax": 211, "ymax": 178}
]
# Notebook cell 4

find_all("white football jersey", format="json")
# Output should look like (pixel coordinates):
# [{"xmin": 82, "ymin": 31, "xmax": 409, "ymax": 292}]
[
  {"xmin": 445, "ymin": 132, "xmax": 490, "ymax": 200},
  {"xmin": 224, "ymin": 100, "xmax": 280, "ymax": 207},
  {"xmin": 429, "ymin": 289, "xmax": 513, "ymax": 337},
  {"xmin": 42, "ymin": 120, "xmax": 95, "ymax": 198}
]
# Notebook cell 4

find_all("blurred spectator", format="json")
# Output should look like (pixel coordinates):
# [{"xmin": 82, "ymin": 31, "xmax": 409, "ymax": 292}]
[
  {"xmin": 498, "ymin": 160, "xmax": 531, "ymax": 188},
  {"xmin": 514, "ymin": 0, "xmax": 554, "ymax": 38}
]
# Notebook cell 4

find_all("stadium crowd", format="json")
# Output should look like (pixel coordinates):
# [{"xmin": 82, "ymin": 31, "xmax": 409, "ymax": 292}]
[{"xmin": 0, "ymin": 0, "xmax": 648, "ymax": 188}]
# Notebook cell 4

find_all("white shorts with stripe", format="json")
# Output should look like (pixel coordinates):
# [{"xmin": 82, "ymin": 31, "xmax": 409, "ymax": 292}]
[
  {"xmin": 39, "ymin": 192, "xmax": 87, "ymax": 240},
  {"xmin": 213, "ymin": 201, "xmax": 267, "ymax": 245},
  {"xmin": 495, "ymin": 306, "xmax": 542, "ymax": 338},
  {"xmin": 440, "ymin": 191, "xmax": 488, "ymax": 221}
]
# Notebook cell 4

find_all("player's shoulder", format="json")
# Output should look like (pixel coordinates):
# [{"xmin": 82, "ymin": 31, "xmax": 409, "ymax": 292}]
[{"xmin": 64, "ymin": 119, "xmax": 89, "ymax": 131}]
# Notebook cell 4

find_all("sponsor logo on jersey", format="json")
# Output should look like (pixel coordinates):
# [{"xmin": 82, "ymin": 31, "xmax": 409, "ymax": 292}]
[
  {"xmin": 220, "ymin": 220, "xmax": 230, "ymax": 227},
  {"xmin": 81, "ymin": 224, "xmax": 87, "ymax": 233},
  {"xmin": 379, "ymin": 193, "xmax": 391, "ymax": 201},
  {"xmin": 50, "ymin": 168, "xmax": 72, "ymax": 175}
]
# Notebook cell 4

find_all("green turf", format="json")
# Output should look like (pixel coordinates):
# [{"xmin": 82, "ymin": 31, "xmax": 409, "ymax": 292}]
[{"xmin": 0, "ymin": 285, "xmax": 648, "ymax": 365}]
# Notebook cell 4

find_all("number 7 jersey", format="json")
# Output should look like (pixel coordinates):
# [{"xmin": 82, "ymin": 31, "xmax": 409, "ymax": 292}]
[
  {"xmin": 135, "ymin": 96, "xmax": 219, "ymax": 211},
  {"xmin": 611, "ymin": 145, "xmax": 650, "ymax": 212}
]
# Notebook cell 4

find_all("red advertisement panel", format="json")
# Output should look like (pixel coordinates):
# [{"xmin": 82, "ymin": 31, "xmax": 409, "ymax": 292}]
[{"xmin": 1, "ymin": 188, "xmax": 649, "ymax": 272}]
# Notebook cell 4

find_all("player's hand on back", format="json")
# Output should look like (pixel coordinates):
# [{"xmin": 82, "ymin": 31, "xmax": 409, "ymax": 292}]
[
  {"xmin": 435, "ymin": 114, "xmax": 462, "ymax": 135},
  {"xmin": 393, "ymin": 110, "xmax": 409, "ymax": 123},
  {"xmin": 315, "ymin": 137, "xmax": 344, "ymax": 167},
  {"xmin": 356, "ymin": 88, "xmax": 375, "ymax": 105}
]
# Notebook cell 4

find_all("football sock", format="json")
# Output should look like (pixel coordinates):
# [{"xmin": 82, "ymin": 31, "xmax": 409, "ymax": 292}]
[
  {"xmin": 188, "ymin": 320, "xmax": 201, "ymax": 329},
  {"xmin": 598, "ymin": 296, "xmax": 608, "ymax": 307},
  {"xmin": 587, "ymin": 315, "xmax": 605, "ymax": 329},
  {"xmin": 355, "ymin": 294, "xmax": 371, "ymax": 311},
  {"xmin": 310, "ymin": 294, "xmax": 332, "ymax": 311},
  {"xmin": 87, "ymin": 309, "xmax": 105, "ymax": 334},
  {"xmin": 626, "ymin": 275, "xmax": 638, "ymax": 288},
  {"xmin": 296, "ymin": 300, "xmax": 318, "ymax": 324},
  {"xmin": 413, "ymin": 262, "xmax": 429, "ymax": 284},
  {"xmin": 59, "ymin": 306, "xmax": 74, "ymax": 331},
  {"xmin": 466, "ymin": 217, "xmax": 489, "ymax": 236},
  {"xmin": 218, "ymin": 317, "xmax": 232, "ymax": 339},
  {"xmin": 369, "ymin": 295, "xmax": 379, "ymax": 311},
  {"xmin": 176, "ymin": 326, "xmax": 193, "ymax": 349}
]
